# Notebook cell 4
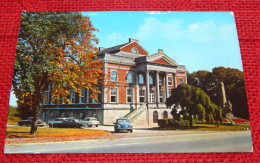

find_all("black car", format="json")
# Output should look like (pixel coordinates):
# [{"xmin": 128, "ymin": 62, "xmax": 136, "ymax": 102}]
[
  {"xmin": 114, "ymin": 118, "xmax": 133, "ymax": 133},
  {"xmin": 18, "ymin": 117, "xmax": 46, "ymax": 127},
  {"xmin": 52, "ymin": 119, "xmax": 86, "ymax": 128}
]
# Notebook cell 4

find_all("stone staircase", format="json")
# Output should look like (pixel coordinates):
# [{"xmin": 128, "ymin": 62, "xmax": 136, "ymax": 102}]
[{"xmin": 124, "ymin": 105, "xmax": 147, "ymax": 125}]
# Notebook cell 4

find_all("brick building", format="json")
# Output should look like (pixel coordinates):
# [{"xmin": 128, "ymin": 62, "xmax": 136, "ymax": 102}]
[{"xmin": 41, "ymin": 38, "xmax": 188, "ymax": 125}]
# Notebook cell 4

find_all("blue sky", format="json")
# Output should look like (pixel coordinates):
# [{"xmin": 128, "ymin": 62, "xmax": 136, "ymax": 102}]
[
  {"xmin": 9, "ymin": 11, "xmax": 243, "ymax": 107},
  {"xmin": 83, "ymin": 11, "xmax": 242, "ymax": 73}
]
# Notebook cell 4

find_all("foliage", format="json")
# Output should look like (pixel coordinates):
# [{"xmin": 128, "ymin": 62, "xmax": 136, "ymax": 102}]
[
  {"xmin": 12, "ymin": 12, "xmax": 103, "ymax": 134},
  {"xmin": 7, "ymin": 106, "xmax": 21, "ymax": 122},
  {"xmin": 188, "ymin": 67, "xmax": 249, "ymax": 119},
  {"xmin": 166, "ymin": 84, "xmax": 223, "ymax": 127}
]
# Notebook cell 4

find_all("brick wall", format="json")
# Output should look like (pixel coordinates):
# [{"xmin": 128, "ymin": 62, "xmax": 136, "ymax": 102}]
[{"xmin": 120, "ymin": 42, "xmax": 148, "ymax": 56}]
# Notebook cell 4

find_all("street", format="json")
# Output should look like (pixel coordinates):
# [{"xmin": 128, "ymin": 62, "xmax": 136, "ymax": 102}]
[{"xmin": 5, "ymin": 127, "xmax": 252, "ymax": 153}]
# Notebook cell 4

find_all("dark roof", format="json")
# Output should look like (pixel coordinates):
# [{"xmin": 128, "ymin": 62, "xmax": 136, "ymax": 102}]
[{"xmin": 99, "ymin": 43, "xmax": 128, "ymax": 54}]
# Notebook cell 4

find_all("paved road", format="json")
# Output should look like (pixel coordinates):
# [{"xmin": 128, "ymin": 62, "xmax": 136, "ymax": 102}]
[{"xmin": 5, "ymin": 131, "xmax": 252, "ymax": 153}]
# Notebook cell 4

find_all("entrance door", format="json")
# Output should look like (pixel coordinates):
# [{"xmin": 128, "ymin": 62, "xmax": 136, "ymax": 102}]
[{"xmin": 153, "ymin": 111, "xmax": 158, "ymax": 123}]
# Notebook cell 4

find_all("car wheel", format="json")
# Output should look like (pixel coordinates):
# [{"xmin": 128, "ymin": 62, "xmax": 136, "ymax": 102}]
[
  {"xmin": 130, "ymin": 129, "xmax": 133, "ymax": 133},
  {"xmin": 49, "ymin": 124, "xmax": 52, "ymax": 127},
  {"xmin": 88, "ymin": 124, "xmax": 92, "ymax": 127},
  {"xmin": 96, "ymin": 125, "xmax": 98, "ymax": 127},
  {"xmin": 115, "ymin": 129, "xmax": 118, "ymax": 133},
  {"xmin": 18, "ymin": 123, "xmax": 22, "ymax": 126}
]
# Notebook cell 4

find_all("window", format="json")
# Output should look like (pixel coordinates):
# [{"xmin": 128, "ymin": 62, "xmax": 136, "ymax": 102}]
[
  {"xmin": 168, "ymin": 77, "xmax": 172, "ymax": 86},
  {"xmin": 110, "ymin": 70, "xmax": 117, "ymax": 81},
  {"xmin": 127, "ymin": 71, "xmax": 134, "ymax": 83},
  {"xmin": 70, "ymin": 90, "xmax": 75, "ymax": 104},
  {"xmin": 160, "ymin": 90, "xmax": 163, "ymax": 103},
  {"xmin": 92, "ymin": 93, "xmax": 98, "ymax": 103},
  {"xmin": 163, "ymin": 111, "xmax": 168, "ymax": 118},
  {"xmin": 127, "ymin": 87, "xmax": 133, "ymax": 103},
  {"xmin": 139, "ymin": 88, "xmax": 145, "ymax": 103},
  {"xmin": 168, "ymin": 90, "xmax": 172, "ymax": 96},
  {"xmin": 139, "ymin": 74, "xmax": 144, "ymax": 84},
  {"xmin": 149, "ymin": 75, "xmax": 153, "ymax": 85},
  {"xmin": 43, "ymin": 91, "xmax": 49, "ymax": 105},
  {"xmin": 149, "ymin": 90, "xmax": 154, "ymax": 103},
  {"xmin": 79, "ymin": 88, "xmax": 85, "ymax": 104},
  {"xmin": 110, "ymin": 88, "xmax": 117, "ymax": 103},
  {"xmin": 159, "ymin": 76, "xmax": 162, "ymax": 85},
  {"xmin": 43, "ymin": 85, "xmax": 50, "ymax": 105},
  {"xmin": 131, "ymin": 47, "xmax": 137, "ymax": 54},
  {"xmin": 179, "ymin": 78, "xmax": 184, "ymax": 84}
]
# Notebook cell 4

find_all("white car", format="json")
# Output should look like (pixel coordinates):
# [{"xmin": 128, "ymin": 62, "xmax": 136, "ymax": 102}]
[{"xmin": 82, "ymin": 117, "xmax": 100, "ymax": 127}]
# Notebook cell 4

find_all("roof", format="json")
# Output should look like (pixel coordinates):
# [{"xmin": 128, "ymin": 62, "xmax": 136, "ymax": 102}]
[{"xmin": 99, "ymin": 43, "xmax": 128, "ymax": 54}]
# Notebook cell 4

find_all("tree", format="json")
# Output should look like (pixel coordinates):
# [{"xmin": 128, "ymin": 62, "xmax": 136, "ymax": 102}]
[
  {"xmin": 188, "ymin": 67, "xmax": 249, "ymax": 119},
  {"xmin": 166, "ymin": 84, "xmax": 222, "ymax": 127},
  {"xmin": 12, "ymin": 12, "xmax": 104, "ymax": 134}
]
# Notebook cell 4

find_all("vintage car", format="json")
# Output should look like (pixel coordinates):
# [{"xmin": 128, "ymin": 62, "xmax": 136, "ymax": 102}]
[
  {"xmin": 52, "ymin": 118, "xmax": 86, "ymax": 128},
  {"xmin": 114, "ymin": 118, "xmax": 133, "ymax": 133},
  {"xmin": 18, "ymin": 117, "xmax": 46, "ymax": 127},
  {"xmin": 48, "ymin": 118, "xmax": 70, "ymax": 127},
  {"xmin": 81, "ymin": 117, "xmax": 100, "ymax": 127}
]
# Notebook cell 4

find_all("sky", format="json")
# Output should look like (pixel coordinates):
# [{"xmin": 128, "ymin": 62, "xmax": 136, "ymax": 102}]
[{"xmin": 9, "ymin": 11, "xmax": 243, "ymax": 107}]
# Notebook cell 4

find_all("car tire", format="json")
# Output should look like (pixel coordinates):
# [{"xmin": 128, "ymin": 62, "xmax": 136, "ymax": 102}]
[
  {"xmin": 115, "ymin": 129, "xmax": 119, "ymax": 133},
  {"xmin": 18, "ymin": 123, "xmax": 22, "ymax": 126},
  {"xmin": 49, "ymin": 124, "xmax": 52, "ymax": 127},
  {"xmin": 88, "ymin": 124, "xmax": 92, "ymax": 127},
  {"xmin": 96, "ymin": 125, "xmax": 98, "ymax": 127},
  {"xmin": 130, "ymin": 129, "xmax": 133, "ymax": 133}
]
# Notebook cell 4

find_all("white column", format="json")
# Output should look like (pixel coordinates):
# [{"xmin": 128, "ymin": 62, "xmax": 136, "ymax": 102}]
[
  {"xmin": 164, "ymin": 72, "xmax": 169, "ymax": 102},
  {"xmin": 173, "ymin": 73, "xmax": 177, "ymax": 88},
  {"xmin": 103, "ymin": 63, "xmax": 108, "ymax": 103},
  {"xmin": 156, "ymin": 71, "xmax": 160, "ymax": 104},
  {"xmin": 135, "ymin": 72, "xmax": 139, "ymax": 105},
  {"xmin": 145, "ymin": 70, "xmax": 150, "ymax": 104}
]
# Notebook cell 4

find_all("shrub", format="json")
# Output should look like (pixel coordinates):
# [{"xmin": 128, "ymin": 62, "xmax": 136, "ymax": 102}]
[{"xmin": 158, "ymin": 118, "xmax": 173, "ymax": 128}]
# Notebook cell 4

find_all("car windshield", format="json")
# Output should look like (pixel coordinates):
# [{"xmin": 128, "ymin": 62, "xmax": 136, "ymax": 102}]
[{"xmin": 117, "ymin": 119, "xmax": 129, "ymax": 123}]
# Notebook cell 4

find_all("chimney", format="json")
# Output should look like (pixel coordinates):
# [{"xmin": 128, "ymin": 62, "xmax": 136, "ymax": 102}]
[
  {"xmin": 99, "ymin": 47, "xmax": 106, "ymax": 52},
  {"xmin": 158, "ymin": 49, "xmax": 164, "ymax": 54},
  {"xmin": 129, "ymin": 38, "xmax": 139, "ymax": 43}
]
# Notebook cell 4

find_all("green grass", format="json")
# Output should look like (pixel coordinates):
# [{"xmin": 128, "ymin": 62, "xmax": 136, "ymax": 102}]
[{"xmin": 181, "ymin": 123, "xmax": 251, "ymax": 131}]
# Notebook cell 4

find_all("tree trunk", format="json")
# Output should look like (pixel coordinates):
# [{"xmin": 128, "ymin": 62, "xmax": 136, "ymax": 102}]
[
  {"xmin": 189, "ymin": 110, "xmax": 193, "ymax": 127},
  {"xmin": 30, "ymin": 106, "xmax": 40, "ymax": 135}
]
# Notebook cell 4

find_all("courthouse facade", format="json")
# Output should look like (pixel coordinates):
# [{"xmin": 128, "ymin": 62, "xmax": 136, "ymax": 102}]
[{"xmin": 41, "ymin": 38, "xmax": 188, "ymax": 124}]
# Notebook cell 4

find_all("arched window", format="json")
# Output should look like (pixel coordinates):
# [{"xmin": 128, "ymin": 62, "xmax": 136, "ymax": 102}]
[
  {"xmin": 153, "ymin": 111, "xmax": 158, "ymax": 123},
  {"xmin": 139, "ymin": 74, "xmax": 144, "ymax": 84},
  {"xmin": 131, "ymin": 47, "xmax": 138, "ymax": 54},
  {"xmin": 163, "ymin": 111, "xmax": 168, "ymax": 118},
  {"xmin": 127, "ymin": 71, "xmax": 134, "ymax": 83}
]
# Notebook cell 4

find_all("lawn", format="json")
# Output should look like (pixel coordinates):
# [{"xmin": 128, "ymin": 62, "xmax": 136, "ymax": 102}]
[
  {"xmin": 183, "ymin": 124, "xmax": 251, "ymax": 131},
  {"xmin": 5, "ymin": 127, "xmax": 112, "ymax": 145}
]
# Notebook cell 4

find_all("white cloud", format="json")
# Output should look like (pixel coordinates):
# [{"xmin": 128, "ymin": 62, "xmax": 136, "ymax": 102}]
[
  {"xmin": 85, "ymin": 12, "xmax": 99, "ymax": 16},
  {"xmin": 134, "ymin": 17, "xmax": 234, "ymax": 43}
]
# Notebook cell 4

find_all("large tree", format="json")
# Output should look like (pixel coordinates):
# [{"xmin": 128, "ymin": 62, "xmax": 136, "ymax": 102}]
[
  {"xmin": 166, "ymin": 84, "xmax": 222, "ymax": 127},
  {"xmin": 188, "ymin": 67, "xmax": 248, "ymax": 119},
  {"xmin": 12, "ymin": 12, "xmax": 104, "ymax": 134}
]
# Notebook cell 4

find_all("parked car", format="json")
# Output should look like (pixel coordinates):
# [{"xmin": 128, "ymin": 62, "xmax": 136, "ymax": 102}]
[
  {"xmin": 82, "ymin": 117, "xmax": 100, "ymax": 127},
  {"xmin": 114, "ymin": 118, "xmax": 133, "ymax": 133},
  {"xmin": 48, "ymin": 118, "xmax": 70, "ymax": 127},
  {"xmin": 52, "ymin": 119, "xmax": 86, "ymax": 128},
  {"xmin": 18, "ymin": 117, "xmax": 46, "ymax": 127}
]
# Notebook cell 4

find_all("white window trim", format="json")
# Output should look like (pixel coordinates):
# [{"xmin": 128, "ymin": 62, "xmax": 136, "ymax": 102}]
[
  {"xmin": 126, "ymin": 71, "xmax": 134, "ymax": 83},
  {"xmin": 131, "ymin": 47, "xmax": 138, "ymax": 54},
  {"xmin": 126, "ymin": 87, "xmax": 134, "ymax": 103},
  {"xmin": 70, "ymin": 90, "xmax": 75, "ymax": 104},
  {"xmin": 139, "ymin": 74, "xmax": 144, "ymax": 84},
  {"xmin": 179, "ymin": 77, "xmax": 184, "ymax": 84},
  {"xmin": 110, "ymin": 70, "xmax": 118, "ymax": 82},
  {"xmin": 168, "ymin": 76, "xmax": 173, "ymax": 86},
  {"xmin": 110, "ymin": 87, "xmax": 118, "ymax": 103},
  {"xmin": 139, "ymin": 88, "xmax": 146, "ymax": 103},
  {"xmin": 79, "ymin": 88, "xmax": 85, "ymax": 104}
]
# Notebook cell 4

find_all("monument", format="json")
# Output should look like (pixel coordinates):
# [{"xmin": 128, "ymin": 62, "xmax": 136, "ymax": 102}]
[{"xmin": 218, "ymin": 82, "xmax": 234, "ymax": 118}]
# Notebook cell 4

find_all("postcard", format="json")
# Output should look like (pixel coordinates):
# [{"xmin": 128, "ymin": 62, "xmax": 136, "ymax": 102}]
[{"xmin": 5, "ymin": 11, "xmax": 252, "ymax": 153}]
